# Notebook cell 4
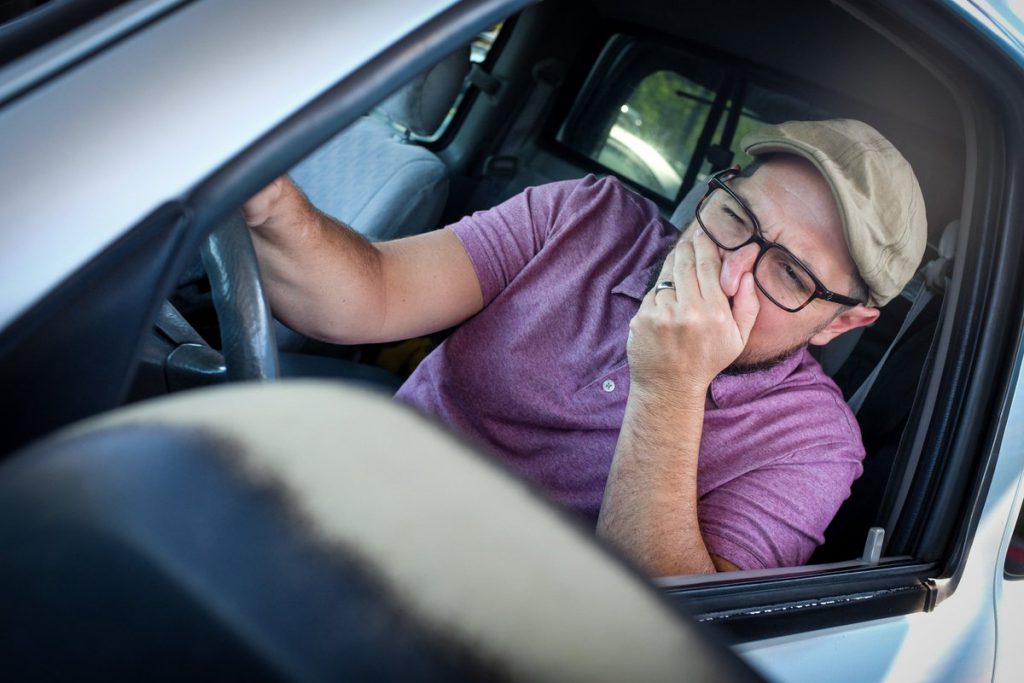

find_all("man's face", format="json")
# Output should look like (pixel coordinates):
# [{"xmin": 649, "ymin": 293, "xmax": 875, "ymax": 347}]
[{"xmin": 677, "ymin": 156, "xmax": 872, "ymax": 370}]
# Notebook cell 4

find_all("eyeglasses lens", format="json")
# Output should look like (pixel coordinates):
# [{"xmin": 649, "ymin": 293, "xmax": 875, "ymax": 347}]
[
  {"xmin": 756, "ymin": 246, "xmax": 816, "ymax": 310},
  {"xmin": 697, "ymin": 187, "xmax": 754, "ymax": 248},
  {"xmin": 698, "ymin": 185, "xmax": 816, "ymax": 311}
]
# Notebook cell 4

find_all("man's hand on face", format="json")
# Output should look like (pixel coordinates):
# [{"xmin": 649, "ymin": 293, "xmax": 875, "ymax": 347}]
[{"xmin": 627, "ymin": 230, "xmax": 760, "ymax": 398}]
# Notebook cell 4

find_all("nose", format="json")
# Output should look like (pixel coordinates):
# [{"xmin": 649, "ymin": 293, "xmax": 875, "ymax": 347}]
[{"xmin": 719, "ymin": 242, "xmax": 760, "ymax": 297}]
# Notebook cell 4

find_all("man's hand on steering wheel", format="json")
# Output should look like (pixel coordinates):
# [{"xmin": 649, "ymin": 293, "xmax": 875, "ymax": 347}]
[{"xmin": 242, "ymin": 176, "xmax": 289, "ymax": 229}]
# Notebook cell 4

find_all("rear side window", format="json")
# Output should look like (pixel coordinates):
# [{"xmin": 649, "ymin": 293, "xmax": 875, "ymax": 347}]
[
  {"xmin": 556, "ymin": 35, "xmax": 834, "ymax": 204},
  {"xmin": 723, "ymin": 83, "xmax": 831, "ymax": 171}
]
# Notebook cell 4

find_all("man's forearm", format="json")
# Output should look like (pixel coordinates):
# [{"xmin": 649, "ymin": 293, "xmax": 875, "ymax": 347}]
[
  {"xmin": 247, "ymin": 178, "xmax": 387, "ymax": 345},
  {"xmin": 600, "ymin": 229, "xmax": 757, "ymax": 576},
  {"xmin": 597, "ymin": 384, "xmax": 717, "ymax": 576}
]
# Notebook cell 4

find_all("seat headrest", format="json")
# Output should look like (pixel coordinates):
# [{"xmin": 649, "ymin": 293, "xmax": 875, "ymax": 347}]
[{"xmin": 379, "ymin": 46, "xmax": 471, "ymax": 137}]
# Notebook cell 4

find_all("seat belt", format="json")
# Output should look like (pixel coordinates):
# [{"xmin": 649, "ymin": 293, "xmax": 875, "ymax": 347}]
[
  {"xmin": 478, "ymin": 58, "xmax": 565, "ymax": 185},
  {"xmin": 847, "ymin": 220, "xmax": 958, "ymax": 414}
]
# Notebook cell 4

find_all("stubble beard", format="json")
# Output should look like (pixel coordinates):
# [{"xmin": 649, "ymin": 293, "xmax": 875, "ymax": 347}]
[
  {"xmin": 723, "ymin": 345, "xmax": 802, "ymax": 375},
  {"xmin": 724, "ymin": 312, "xmax": 835, "ymax": 374}
]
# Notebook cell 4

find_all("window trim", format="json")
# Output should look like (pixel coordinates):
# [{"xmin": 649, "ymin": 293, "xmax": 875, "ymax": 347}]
[
  {"xmin": 0, "ymin": 0, "xmax": 190, "ymax": 107},
  {"xmin": 184, "ymin": 0, "xmax": 530, "ymax": 229},
  {"xmin": 554, "ymin": 34, "xmax": 733, "ymax": 204}
]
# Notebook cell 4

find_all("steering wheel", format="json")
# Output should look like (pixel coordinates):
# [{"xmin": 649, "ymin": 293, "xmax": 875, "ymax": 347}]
[{"xmin": 198, "ymin": 211, "xmax": 280, "ymax": 381}]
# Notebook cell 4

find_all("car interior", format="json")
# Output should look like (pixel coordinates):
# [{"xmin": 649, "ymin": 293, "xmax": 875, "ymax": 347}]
[
  {"xmin": 209, "ymin": 0, "xmax": 964, "ymax": 573},
  {"xmin": 6, "ymin": 0, "xmax": 1024, "ymax": 655}
]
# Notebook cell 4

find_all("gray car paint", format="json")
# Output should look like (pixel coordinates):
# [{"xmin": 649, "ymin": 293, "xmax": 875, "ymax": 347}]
[{"xmin": 0, "ymin": 0, "xmax": 456, "ymax": 330}]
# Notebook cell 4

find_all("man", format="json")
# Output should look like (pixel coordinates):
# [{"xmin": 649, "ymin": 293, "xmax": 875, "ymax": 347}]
[{"xmin": 243, "ymin": 119, "xmax": 927, "ymax": 576}]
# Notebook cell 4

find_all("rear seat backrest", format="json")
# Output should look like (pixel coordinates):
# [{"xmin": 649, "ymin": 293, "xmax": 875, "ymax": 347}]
[{"xmin": 288, "ymin": 46, "xmax": 470, "ymax": 241}]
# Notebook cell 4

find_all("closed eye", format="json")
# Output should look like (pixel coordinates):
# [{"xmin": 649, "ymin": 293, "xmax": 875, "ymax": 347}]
[
  {"xmin": 722, "ymin": 207, "xmax": 748, "ymax": 226},
  {"xmin": 783, "ymin": 262, "xmax": 812, "ymax": 293}
]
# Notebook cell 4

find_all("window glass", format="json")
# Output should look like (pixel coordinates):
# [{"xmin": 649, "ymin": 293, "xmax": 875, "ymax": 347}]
[
  {"xmin": 723, "ymin": 106, "xmax": 766, "ymax": 173},
  {"xmin": 692, "ymin": 83, "xmax": 835, "ymax": 185},
  {"xmin": 471, "ymin": 22, "xmax": 502, "ymax": 64},
  {"xmin": 734, "ymin": 84, "xmax": 832, "ymax": 161},
  {"xmin": 557, "ymin": 36, "xmax": 838, "ymax": 204},
  {"xmin": 557, "ymin": 38, "xmax": 726, "ymax": 200},
  {"xmin": 594, "ymin": 70, "xmax": 717, "ymax": 199}
]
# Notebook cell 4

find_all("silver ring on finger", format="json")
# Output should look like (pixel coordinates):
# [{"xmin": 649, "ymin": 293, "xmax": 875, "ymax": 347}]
[{"xmin": 654, "ymin": 280, "xmax": 676, "ymax": 294}]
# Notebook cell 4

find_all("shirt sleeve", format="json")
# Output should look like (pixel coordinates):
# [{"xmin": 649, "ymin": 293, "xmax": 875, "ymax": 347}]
[
  {"xmin": 698, "ymin": 443, "xmax": 865, "ymax": 570},
  {"xmin": 447, "ymin": 175, "xmax": 609, "ymax": 305}
]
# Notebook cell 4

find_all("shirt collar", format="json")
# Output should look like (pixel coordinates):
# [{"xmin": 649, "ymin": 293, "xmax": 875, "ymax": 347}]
[
  {"xmin": 709, "ymin": 347, "xmax": 808, "ymax": 408},
  {"xmin": 611, "ymin": 263, "xmax": 659, "ymax": 301}
]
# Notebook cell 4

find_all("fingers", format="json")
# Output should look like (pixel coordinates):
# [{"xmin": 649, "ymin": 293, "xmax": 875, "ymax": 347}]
[
  {"xmin": 658, "ymin": 231, "xmax": 734, "ymax": 309},
  {"xmin": 652, "ymin": 249, "xmax": 677, "ymax": 302},
  {"xmin": 630, "ymin": 235, "xmax": 761, "ymax": 389},
  {"xmin": 657, "ymin": 248, "xmax": 675, "ymax": 282},
  {"xmin": 671, "ymin": 237, "xmax": 699, "ymax": 302},
  {"xmin": 732, "ymin": 272, "xmax": 760, "ymax": 343},
  {"xmin": 691, "ymin": 230, "xmax": 725, "ymax": 302},
  {"xmin": 669, "ymin": 230, "xmax": 721, "ymax": 303}
]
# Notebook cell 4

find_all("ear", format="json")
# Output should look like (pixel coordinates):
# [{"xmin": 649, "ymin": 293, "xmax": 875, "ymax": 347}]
[{"xmin": 808, "ymin": 305, "xmax": 880, "ymax": 346}]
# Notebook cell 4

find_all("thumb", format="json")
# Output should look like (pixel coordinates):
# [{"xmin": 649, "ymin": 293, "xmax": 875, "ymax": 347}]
[{"xmin": 732, "ymin": 272, "xmax": 760, "ymax": 343}]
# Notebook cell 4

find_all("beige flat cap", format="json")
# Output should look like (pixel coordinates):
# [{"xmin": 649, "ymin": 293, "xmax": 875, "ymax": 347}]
[{"xmin": 742, "ymin": 119, "xmax": 927, "ymax": 307}]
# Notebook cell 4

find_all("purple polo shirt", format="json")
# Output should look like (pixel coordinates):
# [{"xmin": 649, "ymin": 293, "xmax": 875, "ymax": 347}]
[{"xmin": 395, "ymin": 175, "xmax": 864, "ymax": 570}]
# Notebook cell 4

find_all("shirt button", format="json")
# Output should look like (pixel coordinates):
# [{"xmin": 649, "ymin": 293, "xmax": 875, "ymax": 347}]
[{"xmin": 602, "ymin": 379, "xmax": 616, "ymax": 393}]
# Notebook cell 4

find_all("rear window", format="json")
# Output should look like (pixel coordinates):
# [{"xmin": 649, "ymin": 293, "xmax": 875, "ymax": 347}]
[{"xmin": 556, "ymin": 35, "xmax": 834, "ymax": 203}]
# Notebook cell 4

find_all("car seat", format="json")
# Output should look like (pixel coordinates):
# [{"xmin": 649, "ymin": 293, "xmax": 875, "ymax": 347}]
[
  {"xmin": 811, "ymin": 223, "xmax": 954, "ymax": 563},
  {"xmin": 288, "ymin": 45, "xmax": 470, "ymax": 241}
]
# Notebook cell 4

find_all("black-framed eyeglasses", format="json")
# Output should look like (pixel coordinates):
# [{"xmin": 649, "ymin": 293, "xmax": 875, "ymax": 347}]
[{"xmin": 695, "ymin": 167, "xmax": 865, "ymax": 313}]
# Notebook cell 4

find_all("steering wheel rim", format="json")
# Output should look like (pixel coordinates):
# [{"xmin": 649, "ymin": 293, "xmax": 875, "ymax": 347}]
[{"xmin": 200, "ymin": 211, "xmax": 280, "ymax": 381}]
